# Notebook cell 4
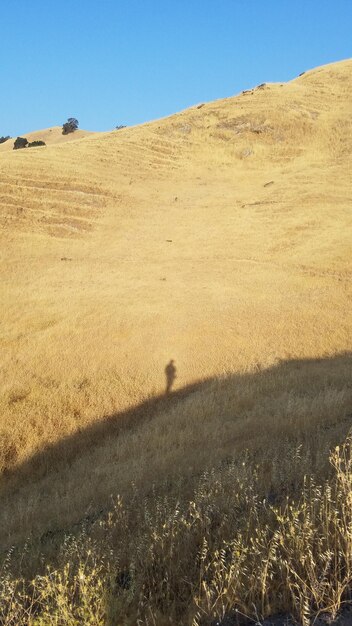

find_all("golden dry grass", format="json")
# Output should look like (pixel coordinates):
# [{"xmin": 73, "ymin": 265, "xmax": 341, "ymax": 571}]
[
  {"xmin": 0, "ymin": 58, "xmax": 352, "ymax": 553},
  {"xmin": 0, "ymin": 126, "xmax": 95, "ymax": 152},
  {"xmin": 2, "ymin": 440, "xmax": 352, "ymax": 625}
]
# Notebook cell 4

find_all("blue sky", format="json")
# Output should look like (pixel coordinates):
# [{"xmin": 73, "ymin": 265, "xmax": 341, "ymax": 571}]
[{"xmin": 1, "ymin": 0, "xmax": 351, "ymax": 136}]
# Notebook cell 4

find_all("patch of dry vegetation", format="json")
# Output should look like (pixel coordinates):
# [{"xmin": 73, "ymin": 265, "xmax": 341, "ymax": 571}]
[{"xmin": 2, "ymin": 439, "xmax": 352, "ymax": 625}]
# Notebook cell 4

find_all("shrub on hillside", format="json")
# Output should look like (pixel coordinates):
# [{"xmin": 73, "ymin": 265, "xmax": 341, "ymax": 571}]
[
  {"xmin": 13, "ymin": 137, "xmax": 28, "ymax": 150},
  {"xmin": 0, "ymin": 136, "xmax": 10, "ymax": 144},
  {"xmin": 115, "ymin": 125, "xmax": 126, "ymax": 130},
  {"xmin": 28, "ymin": 140, "xmax": 46, "ymax": 148},
  {"xmin": 62, "ymin": 118, "xmax": 79, "ymax": 135}
]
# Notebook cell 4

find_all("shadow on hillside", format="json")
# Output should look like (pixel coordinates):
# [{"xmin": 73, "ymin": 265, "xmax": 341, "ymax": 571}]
[
  {"xmin": 2, "ymin": 377, "xmax": 210, "ymax": 487},
  {"xmin": 1, "ymin": 352, "xmax": 352, "ymax": 550}
]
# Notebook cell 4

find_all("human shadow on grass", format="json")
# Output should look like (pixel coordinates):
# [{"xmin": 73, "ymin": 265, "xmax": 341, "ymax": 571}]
[
  {"xmin": 165, "ymin": 359, "xmax": 177, "ymax": 393},
  {"xmin": 1, "ymin": 352, "xmax": 352, "ymax": 553}
]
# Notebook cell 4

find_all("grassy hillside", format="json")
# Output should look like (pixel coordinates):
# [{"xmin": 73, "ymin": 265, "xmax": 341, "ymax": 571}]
[
  {"xmin": 0, "ymin": 126, "xmax": 95, "ymax": 152},
  {"xmin": 1, "ymin": 58, "xmax": 352, "ymax": 612}
]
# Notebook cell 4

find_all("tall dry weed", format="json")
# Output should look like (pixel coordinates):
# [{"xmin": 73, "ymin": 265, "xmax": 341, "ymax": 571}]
[{"xmin": 2, "ymin": 438, "xmax": 352, "ymax": 625}]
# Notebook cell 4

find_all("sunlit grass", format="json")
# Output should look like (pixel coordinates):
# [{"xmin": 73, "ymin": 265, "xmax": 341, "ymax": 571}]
[{"xmin": 0, "ymin": 59, "xmax": 352, "ymax": 623}]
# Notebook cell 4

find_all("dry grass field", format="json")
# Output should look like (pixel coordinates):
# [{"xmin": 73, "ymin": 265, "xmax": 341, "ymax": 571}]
[
  {"xmin": 1, "ymin": 58, "xmax": 352, "ymax": 623},
  {"xmin": 0, "ymin": 127, "xmax": 95, "ymax": 153}
]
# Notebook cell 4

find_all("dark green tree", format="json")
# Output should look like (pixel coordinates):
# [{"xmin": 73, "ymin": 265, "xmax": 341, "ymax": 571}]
[
  {"xmin": 62, "ymin": 118, "xmax": 79, "ymax": 135},
  {"xmin": 13, "ymin": 137, "xmax": 28, "ymax": 150},
  {"xmin": 28, "ymin": 140, "xmax": 46, "ymax": 148}
]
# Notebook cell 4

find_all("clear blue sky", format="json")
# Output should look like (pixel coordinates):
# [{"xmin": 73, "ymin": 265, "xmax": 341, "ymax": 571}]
[{"xmin": 1, "ymin": 0, "xmax": 351, "ymax": 136}]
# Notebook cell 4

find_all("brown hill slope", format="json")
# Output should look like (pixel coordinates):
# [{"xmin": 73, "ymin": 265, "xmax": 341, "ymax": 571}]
[
  {"xmin": 0, "ymin": 126, "xmax": 95, "ymax": 152},
  {"xmin": 0, "ymin": 59, "xmax": 352, "ymax": 546}
]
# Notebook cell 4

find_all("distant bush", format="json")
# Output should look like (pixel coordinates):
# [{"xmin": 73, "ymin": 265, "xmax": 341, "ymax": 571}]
[
  {"xmin": 115, "ymin": 125, "xmax": 126, "ymax": 130},
  {"xmin": 62, "ymin": 118, "xmax": 79, "ymax": 135},
  {"xmin": 28, "ymin": 140, "xmax": 46, "ymax": 148},
  {"xmin": 13, "ymin": 137, "xmax": 28, "ymax": 150},
  {"xmin": 0, "ymin": 136, "xmax": 10, "ymax": 144}
]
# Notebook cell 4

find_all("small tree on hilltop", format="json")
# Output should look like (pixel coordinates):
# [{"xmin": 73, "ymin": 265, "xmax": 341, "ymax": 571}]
[
  {"xmin": 62, "ymin": 118, "xmax": 79, "ymax": 135},
  {"xmin": 13, "ymin": 137, "xmax": 28, "ymax": 150}
]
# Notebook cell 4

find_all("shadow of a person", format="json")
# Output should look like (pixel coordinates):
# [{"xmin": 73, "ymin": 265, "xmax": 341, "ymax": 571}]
[{"xmin": 165, "ymin": 359, "xmax": 177, "ymax": 394}]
